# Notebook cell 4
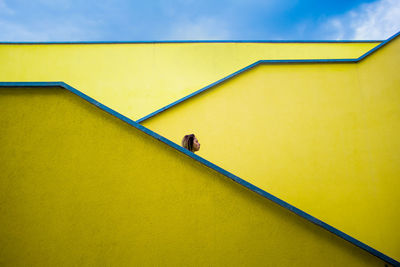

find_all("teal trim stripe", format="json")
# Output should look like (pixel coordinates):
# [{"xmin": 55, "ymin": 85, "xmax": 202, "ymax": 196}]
[
  {"xmin": 136, "ymin": 59, "xmax": 358, "ymax": 123},
  {"xmin": 137, "ymin": 61, "xmax": 262, "ymax": 123},
  {"xmin": 0, "ymin": 40, "xmax": 383, "ymax": 45},
  {"xmin": 0, "ymin": 81, "xmax": 398, "ymax": 266},
  {"xmin": 136, "ymin": 30, "xmax": 399, "ymax": 123},
  {"xmin": 358, "ymin": 30, "xmax": 400, "ymax": 61}
]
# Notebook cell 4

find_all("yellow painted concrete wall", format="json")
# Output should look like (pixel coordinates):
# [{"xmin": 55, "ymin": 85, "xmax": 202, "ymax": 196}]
[
  {"xmin": 356, "ymin": 36, "xmax": 400, "ymax": 258},
  {"xmin": 0, "ymin": 42, "xmax": 378, "ymax": 120},
  {"xmin": 0, "ymin": 87, "xmax": 386, "ymax": 266},
  {"xmin": 142, "ymin": 37, "xmax": 400, "ymax": 260}
]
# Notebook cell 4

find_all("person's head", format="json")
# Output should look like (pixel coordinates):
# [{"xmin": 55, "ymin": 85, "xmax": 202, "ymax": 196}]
[{"xmin": 182, "ymin": 134, "xmax": 200, "ymax": 152}]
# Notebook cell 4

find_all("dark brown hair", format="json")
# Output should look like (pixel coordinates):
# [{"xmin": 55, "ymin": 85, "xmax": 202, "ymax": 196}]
[{"xmin": 182, "ymin": 134, "xmax": 195, "ymax": 152}]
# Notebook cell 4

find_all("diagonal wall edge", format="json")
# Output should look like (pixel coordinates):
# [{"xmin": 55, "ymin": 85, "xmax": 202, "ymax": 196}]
[
  {"xmin": 136, "ymin": 31, "xmax": 400, "ymax": 123},
  {"xmin": 0, "ymin": 81, "xmax": 398, "ymax": 266}
]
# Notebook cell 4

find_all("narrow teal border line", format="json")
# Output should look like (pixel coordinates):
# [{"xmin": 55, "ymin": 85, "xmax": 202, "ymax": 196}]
[
  {"xmin": 0, "ymin": 40, "xmax": 383, "ymax": 44},
  {"xmin": 0, "ymin": 81, "xmax": 398, "ymax": 266},
  {"xmin": 136, "ymin": 30, "xmax": 400, "ymax": 123}
]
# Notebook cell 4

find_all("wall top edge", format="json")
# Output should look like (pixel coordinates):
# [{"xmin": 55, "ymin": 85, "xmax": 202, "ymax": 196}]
[{"xmin": 0, "ymin": 40, "xmax": 383, "ymax": 45}]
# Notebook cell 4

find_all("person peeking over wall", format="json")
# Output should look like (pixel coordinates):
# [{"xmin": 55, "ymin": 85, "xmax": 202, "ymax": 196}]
[{"xmin": 182, "ymin": 134, "xmax": 200, "ymax": 153}]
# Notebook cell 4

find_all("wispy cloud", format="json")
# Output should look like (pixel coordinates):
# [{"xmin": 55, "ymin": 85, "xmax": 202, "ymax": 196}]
[
  {"xmin": 323, "ymin": 0, "xmax": 400, "ymax": 39},
  {"xmin": 0, "ymin": 0, "xmax": 109, "ymax": 42},
  {"xmin": 0, "ymin": 18, "xmax": 102, "ymax": 42},
  {"xmin": 0, "ymin": 0, "xmax": 14, "ymax": 15},
  {"xmin": 0, "ymin": 20, "xmax": 42, "ymax": 41},
  {"xmin": 167, "ymin": 17, "xmax": 231, "ymax": 40},
  {"xmin": 36, "ymin": 0, "xmax": 72, "ymax": 9},
  {"xmin": 0, "ymin": 0, "xmax": 397, "ymax": 41}
]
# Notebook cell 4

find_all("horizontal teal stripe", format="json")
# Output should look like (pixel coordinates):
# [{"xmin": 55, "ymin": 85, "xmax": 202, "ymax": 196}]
[{"xmin": 0, "ymin": 40, "xmax": 382, "ymax": 44}]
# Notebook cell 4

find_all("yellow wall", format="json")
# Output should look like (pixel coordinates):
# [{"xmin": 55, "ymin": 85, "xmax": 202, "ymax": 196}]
[
  {"xmin": 356, "ymin": 36, "xmax": 400, "ymax": 258},
  {"xmin": 0, "ymin": 87, "xmax": 386, "ymax": 266},
  {"xmin": 0, "ymin": 42, "xmax": 378, "ymax": 120},
  {"xmin": 142, "ymin": 37, "xmax": 400, "ymax": 260}
]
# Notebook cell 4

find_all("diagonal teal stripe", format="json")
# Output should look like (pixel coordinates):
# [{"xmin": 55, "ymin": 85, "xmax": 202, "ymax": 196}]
[
  {"xmin": 0, "ymin": 81, "xmax": 398, "ymax": 266},
  {"xmin": 136, "ymin": 30, "xmax": 400, "ymax": 123}
]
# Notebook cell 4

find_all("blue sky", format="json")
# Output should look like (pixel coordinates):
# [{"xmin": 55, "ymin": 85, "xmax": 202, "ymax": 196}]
[{"xmin": 0, "ymin": 0, "xmax": 399, "ymax": 41}]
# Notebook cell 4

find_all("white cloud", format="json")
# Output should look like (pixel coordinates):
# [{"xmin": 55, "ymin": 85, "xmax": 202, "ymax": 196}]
[
  {"xmin": 0, "ymin": 0, "xmax": 14, "ymax": 15},
  {"xmin": 0, "ymin": 20, "xmax": 43, "ymax": 41},
  {"xmin": 167, "ymin": 17, "xmax": 231, "ymax": 40},
  {"xmin": 324, "ymin": 0, "xmax": 400, "ymax": 40},
  {"xmin": 0, "ymin": 19, "xmax": 102, "ymax": 42},
  {"xmin": 36, "ymin": 0, "xmax": 72, "ymax": 9}
]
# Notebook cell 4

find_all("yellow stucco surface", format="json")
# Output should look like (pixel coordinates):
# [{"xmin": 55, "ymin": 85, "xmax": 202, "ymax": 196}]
[
  {"xmin": 142, "ymin": 36, "xmax": 400, "ymax": 260},
  {"xmin": 0, "ymin": 87, "xmax": 387, "ymax": 266},
  {"xmin": 0, "ymin": 42, "xmax": 378, "ymax": 120}
]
